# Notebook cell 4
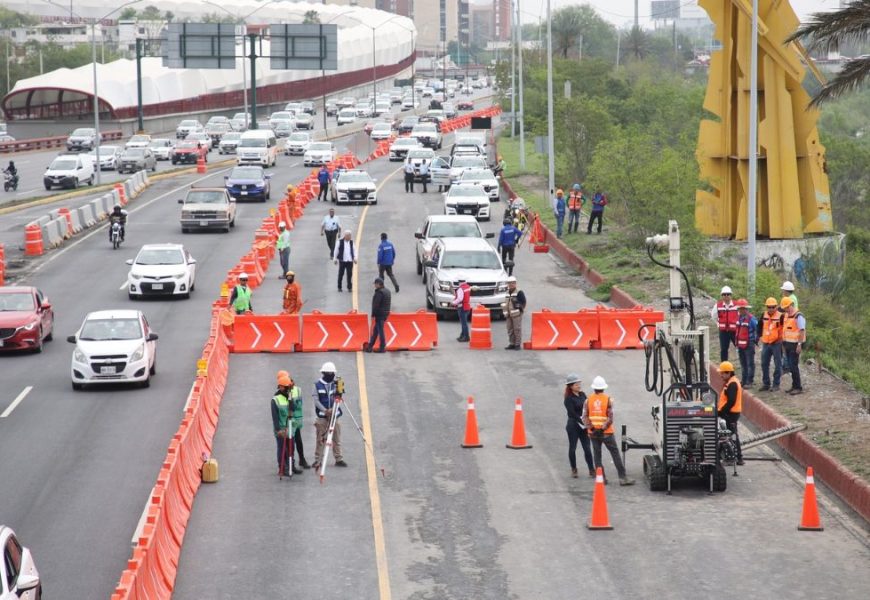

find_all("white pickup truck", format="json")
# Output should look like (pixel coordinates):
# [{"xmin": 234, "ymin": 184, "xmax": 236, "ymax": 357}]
[
  {"xmin": 455, "ymin": 131, "xmax": 488, "ymax": 154},
  {"xmin": 414, "ymin": 215, "xmax": 494, "ymax": 281}
]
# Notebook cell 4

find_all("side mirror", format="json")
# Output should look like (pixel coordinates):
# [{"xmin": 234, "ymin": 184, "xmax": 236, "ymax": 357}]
[
  {"xmin": 414, "ymin": 231, "xmax": 423, "ymax": 239},
  {"xmin": 41, "ymin": 302, "xmax": 52, "ymax": 311},
  {"xmin": 265, "ymin": 174, "xmax": 273, "ymax": 179},
  {"xmin": 425, "ymin": 260, "xmax": 438, "ymax": 268},
  {"xmin": 67, "ymin": 335, "xmax": 77, "ymax": 343},
  {"xmin": 485, "ymin": 232, "xmax": 495, "ymax": 239},
  {"xmin": 16, "ymin": 574, "xmax": 40, "ymax": 592},
  {"xmin": 189, "ymin": 258, "xmax": 197, "ymax": 264},
  {"xmin": 147, "ymin": 332, "xmax": 159, "ymax": 341},
  {"xmin": 177, "ymin": 199, "xmax": 184, "ymax": 204},
  {"xmin": 125, "ymin": 259, "xmax": 134, "ymax": 265},
  {"xmin": 224, "ymin": 175, "xmax": 229, "ymax": 180}
]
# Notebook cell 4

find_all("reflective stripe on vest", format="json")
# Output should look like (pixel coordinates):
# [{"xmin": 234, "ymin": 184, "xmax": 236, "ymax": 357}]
[
  {"xmin": 568, "ymin": 192, "xmax": 583, "ymax": 210},
  {"xmin": 718, "ymin": 376, "xmax": 742, "ymax": 414},
  {"xmin": 782, "ymin": 312, "xmax": 803, "ymax": 343},
  {"xmin": 233, "ymin": 285, "xmax": 252, "ymax": 312},
  {"xmin": 716, "ymin": 301, "xmax": 738, "ymax": 331},
  {"xmin": 761, "ymin": 311, "xmax": 784, "ymax": 344},
  {"xmin": 735, "ymin": 316, "xmax": 752, "ymax": 349},
  {"xmin": 586, "ymin": 393, "xmax": 613, "ymax": 435}
]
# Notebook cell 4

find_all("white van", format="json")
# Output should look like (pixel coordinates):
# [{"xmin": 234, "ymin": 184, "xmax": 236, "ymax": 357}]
[{"xmin": 237, "ymin": 130, "xmax": 278, "ymax": 167}]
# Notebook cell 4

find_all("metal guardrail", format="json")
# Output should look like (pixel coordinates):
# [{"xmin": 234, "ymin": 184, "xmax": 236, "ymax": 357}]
[{"xmin": 0, "ymin": 130, "xmax": 124, "ymax": 154}]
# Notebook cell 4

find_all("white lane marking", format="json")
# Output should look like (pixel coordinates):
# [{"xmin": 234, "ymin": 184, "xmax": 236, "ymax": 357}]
[
  {"xmin": 30, "ymin": 166, "xmax": 234, "ymax": 274},
  {"xmin": 1, "ymin": 386, "xmax": 33, "ymax": 418},
  {"xmin": 16, "ymin": 188, "xmax": 39, "ymax": 196},
  {"xmin": 131, "ymin": 487, "xmax": 155, "ymax": 545}
]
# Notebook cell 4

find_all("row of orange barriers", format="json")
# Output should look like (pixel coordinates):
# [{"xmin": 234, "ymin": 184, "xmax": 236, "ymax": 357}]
[
  {"xmin": 224, "ymin": 308, "xmax": 439, "ymax": 353},
  {"xmin": 523, "ymin": 306, "xmax": 665, "ymax": 350},
  {"xmin": 440, "ymin": 105, "xmax": 502, "ymax": 133}
]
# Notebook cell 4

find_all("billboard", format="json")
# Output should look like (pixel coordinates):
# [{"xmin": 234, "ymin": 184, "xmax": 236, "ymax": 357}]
[{"xmin": 651, "ymin": 1, "xmax": 681, "ymax": 20}]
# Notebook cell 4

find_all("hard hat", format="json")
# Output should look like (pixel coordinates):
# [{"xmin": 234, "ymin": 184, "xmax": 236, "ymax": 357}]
[
  {"xmin": 718, "ymin": 361, "xmax": 735, "ymax": 373},
  {"xmin": 276, "ymin": 370, "xmax": 289, "ymax": 381},
  {"xmin": 720, "ymin": 286, "xmax": 732, "ymax": 295},
  {"xmin": 279, "ymin": 221, "xmax": 286, "ymax": 228},
  {"xmin": 780, "ymin": 297, "xmax": 794, "ymax": 309},
  {"xmin": 321, "ymin": 361, "xmax": 337, "ymax": 373},
  {"xmin": 591, "ymin": 376, "xmax": 608, "ymax": 390},
  {"xmin": 572, "ymin": 183, "xmax": 581, "ymax": 190},
  {"xmin": 285, "ymin": 270, "xmax": 295, "ymax": 278},
  {"xmin": 565, "ymin": 373, "xmax": 582, "ymax": 385},
  {"xmin": 506, "ymin": 275, "xmax": 517, "ymax": 283},
  {"xmin": 286, "ymin": 184, "xmax": 294, "ymax": 191},
  {"xmin": 735, "ymin": 298, "xmax": 749, "ymax": 308},
  {"xmin": 765, "ymin": 297, "xmax": 778, "ymax": 307},
  {"xmin": 781, "ymin": 281, "xmax": 795, "ymax": 292},
  {"xmin": 556, "ymin": 188, "xmax": 564, "ymax": 196},
  {"xmin": 277, "ymin": 375, "xmax": 292, "ymax": 387},
  {"xmin": 239, "ymin": 272, "xmax": 249, "ymax": 280}
]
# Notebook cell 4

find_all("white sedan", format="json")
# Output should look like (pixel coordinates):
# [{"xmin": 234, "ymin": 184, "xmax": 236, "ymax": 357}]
[
  {"xmin": 303, "ymin": 142, "xmax": 337, "ymax": 166},
  {"xmin": 370, "ymin": 122, "xmax": 393, "ymax": 141},
  {"xmin": 125, "ymin": 134, "xmax": 152, "ymax": 149},
  {"xmin": 150, "ymin": 138, "xmax": 174, "ymax": 161},
  {"xmin": 68, "ymin": 309, "xmax": 159, "ymax": 389},
  {"xmin": 126, "ymin": 243, "xmax": 196, "ymax": 299},
  {"xmin": 284, "ymin": 132, "xmax": 311, "ymax": 155}
]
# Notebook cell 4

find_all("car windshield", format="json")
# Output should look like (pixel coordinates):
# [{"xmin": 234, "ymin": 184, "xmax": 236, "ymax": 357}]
[
  {"xmin": 130, "ymin": 136, "xmax": 148, "ymax": 143},
  {"xmin": 339, "ymin": 110, "xmax": 355, "ymax": 117},
  {"xmin": 79, "ymin": 317, "xmax": 142, "ymax": 341},
  {"xmin": 289, "ymin": 133, "xmax": 308, "ymax": 141},
  {"xmin": 453, "ymin": 157, "xmax": 486, "ymax": 168},
  {"xmin": 180, "ymin": 120, "xmax": 198, "ymax": 127},
  {"xmin": 275, "ymin": 122, "xmax": 292, "ymax": 130},
  {"xmin": 339, "ymin": 172, "xmax": 371, "ymax": 184},
  {"xmin": 187, "ymin": 133, "xmax": 208, "ymax": 140},
  {"xmin": 136, "ymin": 248, "xmax": 184, "ymax": 265},
  {"xmin": 415, "ymin": 124, "xmax": 436, "ymax": 132},
  {"xmin": 441, "ymin": 250, "xmax": 501, "ymax": 269},
  {"xmin": 50, "ymin": 159, "xmax": 78, "ymax": 170},
  {"xmin": 448, "ymin": 187, "xmax": 485, "ymax": 198},
  {"xmin": 309, "ymin": 143, "xmax": 332, "ymax": 151},
  {"xmin": 461, "ymin": 169, "xmax": 493, "ymax": 180},
  {"xmin": 271, "ymin": 112, "xmax": 293, "ymax": 120},
  {"xmin": 0, "ymin": 292, "xmax": 34, "ymax": 311},
  {"xmin": 230, "ymin": 167, "xmax": 263, "ymax": 180},
  {"xmin": 407, "ymin": 150, "xmax": 433, "ymax": 159},
  {"xmin": 238, "ymin": 138, "xmax": 265, "ymax": 148},
  {"xmin": 124, "ymin": 149, "xmax": 145, "ymax": 157},
  {"xmin": 176, "ymin": 141, "xmax": 197, "ymax": 149},
  {"xmin": 428, "ymin": 222, "xmax": 480, "ymax": 238},
  {"xmin": 186, "ymin": 191, "xmax": 227, "ymax": 204},
  {"xmin": 95, "ymin": 147, "xmax": 118, "ymax": 156},
  {"xmin": 71, "ymin": 128, "xmax": 93, "ymax": 136},
  {"xmin": 372, "ymin": 124, "xmax": 391, "ymax": 131},
  {"xmin": 209, "ymin": 117, "xmax": 228, "ymax": 123},
  {"xmin": 150, "ymin": 140, "xmax": 171, "ymax": 148},
  {"xmin": 394, "ymin": 138, "xmax": 419, "ymax": 147},
  {"xmin": 221, "ymin": 133, "xmax": 241, "ymax": 141}
]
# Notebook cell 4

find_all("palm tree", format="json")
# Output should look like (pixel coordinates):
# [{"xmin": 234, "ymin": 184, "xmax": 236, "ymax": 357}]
[
  {"xmin": 625, "ymin": 26, "xmax": 650, "ymax": 61},
  {"xmin": 787, "ymin": 1, "xmax": 870, "ymax": 105}
]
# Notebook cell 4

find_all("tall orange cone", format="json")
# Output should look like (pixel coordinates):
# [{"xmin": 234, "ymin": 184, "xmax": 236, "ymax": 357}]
[
  {"xmin": 505, "ymin": 398, "xmax": 532, "ymax": 449},
  {"xmin": 460, "ymin": 396, "xmax": 483, "ymax": 448},
  {"xmin": 797, "ymin": 466, "xmax": 824, "ymax": 531},
  {"xmin": 587, "ymin": 467, "xmax": 613, "ymax": 530}
]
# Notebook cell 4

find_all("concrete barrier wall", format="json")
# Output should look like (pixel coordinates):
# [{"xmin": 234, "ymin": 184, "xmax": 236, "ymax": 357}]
[{"xmin": 77, "ymin": 203, "xmax": 96, "ymax": 228}]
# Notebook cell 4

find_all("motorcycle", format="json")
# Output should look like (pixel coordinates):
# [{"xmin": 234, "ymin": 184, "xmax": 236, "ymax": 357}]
[
  {"xmin": 3, "ymin": 171, "xmax": 18, "ymax": 192},
  {"xmin": 110, "ymin": 220, "xmax": 123, "ymax": 250}
]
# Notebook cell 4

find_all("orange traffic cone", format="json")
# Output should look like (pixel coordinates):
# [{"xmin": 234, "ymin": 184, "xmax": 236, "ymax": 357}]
[
  {"xmin": 505, "ymin": 398, "xmax": 532, "ymax": 449},
  {"xmin": 797, "ymin": 466, "xmax": 824, "ymax": 531},
  {"xmin": 460, "ymin": 396, "xmax": 483, "ymax": 448},
  {"xmin": 587, "ymin": 467, "xmax": 613, "ymax": 530}
]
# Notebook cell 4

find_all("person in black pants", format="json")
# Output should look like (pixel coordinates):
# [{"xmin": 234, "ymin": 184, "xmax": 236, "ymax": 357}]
[
  {"xmin": 333, "ymin": 230, "xmax": 357, "ymax": 292},
  {"xmin": 365, "ymin": 277, "xmax": 391, "ymax": 353},
  {"xmin": 564, "ymin": 374, "xmax": 595, "ymax": 478},
  {"xmin": 404, "ymin": 161, "xmax": 415, "ymax": 193},
  {"xmin": 497, "ymin": 219, "xmax": 521, "ymax": 276}
]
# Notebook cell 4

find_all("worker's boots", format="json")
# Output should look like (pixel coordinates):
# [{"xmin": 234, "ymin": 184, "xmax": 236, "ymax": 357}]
[{"xmin": 619, "ymin": 477, "xmax": 636, "ymax": 486}]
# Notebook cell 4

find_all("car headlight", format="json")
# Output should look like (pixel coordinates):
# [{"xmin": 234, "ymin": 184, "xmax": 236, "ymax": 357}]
[
  {"xmin": 130, "ymin": 343, "xmax": 145, "ymax": 362},
  {"xmin": 21, "ymin": 319, "xmax": 39, "ymax": 331},
  {"xmin": 174, "ymin": 273, "xmax": 186, "ymax": 280},
  {"xmin": 130, "ymin": 273, "xmax": 143, "ymax": 280},
  {"xmin": 74, "ymin": 348, "xmax": 87, "ymax": 362},
  {"xmin": 438, "ymin": 279, "xmax": 453, "ymax": 292},
  {"xmin": 497, "ymin": 282, "xmax": 508, "ymax": 293},
  {"xmin": 182, "ymin": 211, "xmax": 193, "ymax": 219}
]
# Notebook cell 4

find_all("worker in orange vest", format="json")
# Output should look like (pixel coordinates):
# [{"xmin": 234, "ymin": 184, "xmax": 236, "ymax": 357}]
[
  {"xmin": 581, "ymin": 376, "xmax": 635, "ymax": 485},
  {"xmin": 717, "ymin": 361, "xmax": 743, "ymax": 465},
  {"xmin": 758, "ymin": 297, "xmax": 784, "ymax": 392},
  {"xmin": 710, "ymin": 286, "xmax": 738, "ymax": 362},
  {"xmin": 781, "ymin": 297, "xmax": 806, "ymax": 395},
  {"xmin": 282, "ymin": 271, "xmax": 303, "ymax": 314},
  {"xmin": 567, "ymin": 183, "xmax": 585, "ymax": 234}
]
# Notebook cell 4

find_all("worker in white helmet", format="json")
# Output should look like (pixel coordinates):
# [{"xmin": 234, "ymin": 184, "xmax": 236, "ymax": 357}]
[
  {"xmin": 312, "ymin": 361, "xmax": 347, "ymax": 470},
  {"xmin": 710, "ymin": 285, "xmax": 738, "ymax": 362},
  {"xmin": 582, "ymin": 376, "xmax": 635, "ymax": 486}
]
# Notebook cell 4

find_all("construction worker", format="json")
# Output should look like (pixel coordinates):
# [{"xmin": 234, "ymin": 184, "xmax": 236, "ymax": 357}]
[
  {"xmin": 781, "ymin": 297, "xmax": 806, "ymax": 395},
  {"xmin": 503, "ymin": 276, "xmax": 526, "ymax": 350},
  {"xmin": 567, "ymin": 183, "xmax": 584, "ymax": 233},
  {"xmin": 282, "ymin": 271, "xmax": 303, "ymax": 314},
  {"xmin": 582, "ymin": 376, "xmax": 635, "ymax": 485},
  {"xmin": 317, "ymin": 164, "xmax": 331, "ymax": 201},
  {"xmin": 377, "ymin": 232, "xmax": 400, "ymax": 293},
  {"xmin": 270, "ymin": 373, "xmax": 295, "ymax": 478},
  {"xmin": 758, "ymin": 297, "xmax": 784, "ymax": 392},
  {"xmin": 497, "ymin": 218, "xmax": 521, "ymax": 276},
  {"xmin": 229, "ymin": 273, "xmax": 253, "ymax": 315},
  {"xmin": 365, "ymin": 277, "xmax": 391, "ymax": 353},
  {"xmin": 564, "ymin": 373, "xmax": 596, "ymax": 479},
  {"xmin": 320, "ymin": 207, "xmax": 341, "ymax": 259},
  {"xmin": 312, "ymin": 362, "xmax": 347, "ymax": 470},
  {"xmin": 717, "ymin": 361, "xmax": 744, "ymax": 465},
  {"xmin": 276, "ymin": 221, "xmax": 291, "ymax": 278},
  {"xmin": 277, "ymin": 370, "xmax": 309, "ymax": 472},
  {"xmin": 492, "ymin": 154, "xmax": 506, "ymax": 178},
  {"xmin": 734, "ymin": 299, "xmax": 758, "ymax": 388},
  {"xmin": 552, "ymin": 188, "xmax": 567, "ymax": 238},
  {"xmin": 587, "ymin": 189, "xmax": 607, "ymax": 234},
  {"xmin": 452, "ymin": 277, "xmax": 472, "ymax": 342},
  {"xmin": 333, "ymin": 230, "xmax": 357, "ymax": 292},
  {"xmin": 781, "ymin": 280, "xmax": 799, "ymax": 309},
  {"xmin": 710, "ymin": 286, "xmax": 738, "ymax": 362}
]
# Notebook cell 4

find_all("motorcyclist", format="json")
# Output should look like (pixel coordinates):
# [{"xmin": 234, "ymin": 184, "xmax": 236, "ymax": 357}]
[
  {"xmin": 109, "ymin": 204, "xmax": 128, "ymax": 242},
  {"xmin": 3, "ymin": 161, "xmax": 18, "ymax": 189}
]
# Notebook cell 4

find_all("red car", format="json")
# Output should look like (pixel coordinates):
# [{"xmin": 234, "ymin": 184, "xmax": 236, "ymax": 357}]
[
  {"xmin": 0, "ymin": 286, "xmax": 54, "ymax": 352},
  {"xmin": 457, "ymin": 100, "xmax": 474, "ymax": 111},
  {"xmin": 171, "ymin": 140, "xmax": 209, "ymax": 165}
]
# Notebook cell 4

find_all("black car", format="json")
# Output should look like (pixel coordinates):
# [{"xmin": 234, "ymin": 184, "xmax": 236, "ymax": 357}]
[{"xmin": 398, "ymin": 117, "xmax": 420, "ymax": 135}]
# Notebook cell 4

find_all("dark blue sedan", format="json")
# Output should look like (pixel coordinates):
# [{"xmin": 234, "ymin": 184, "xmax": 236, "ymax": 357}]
[{"xmin": 224, "ymin": 166, "xmax": 272, "ymax": 202}]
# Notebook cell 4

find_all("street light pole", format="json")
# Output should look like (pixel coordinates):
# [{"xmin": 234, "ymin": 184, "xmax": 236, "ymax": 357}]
[
  {"xmin": 545, "ymin": 0, "xmax": 555, "ymax": 196},
  {"xmin": 510, "ymin": 0, "xmax": 516, "ymax": 137},
  {"xmin": 517, "ymin": 0, "xmax": 525, "ymax": 170},
  {"xmin": 747, "ymin": 0, "xmax": 759, "ymax": 295}
]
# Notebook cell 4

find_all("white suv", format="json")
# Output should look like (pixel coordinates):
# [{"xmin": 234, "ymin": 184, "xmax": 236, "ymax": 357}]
[
  {"xmin": 43, "ymin": 153, "xmax": 95, "ymax": 190},
  {"xmin": 0, "ymin": 526, "xmax": 40, "ymax": 600},
  {"xmin": 443, "ymin": 183, "xmax": 491, "ymax": 220}
]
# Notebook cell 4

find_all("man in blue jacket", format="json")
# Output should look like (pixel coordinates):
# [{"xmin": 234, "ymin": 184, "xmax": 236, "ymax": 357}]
[
  {"xmin": 497, "ymin": 218, "xmax": 522, "ymax": 276},
  {"xmin": 377, "ymin": 232, "xmax": 400, "ymax": 293},
  {"xmin": 317, "ymin": 165, "xmax": 331, "ymax": 201}
]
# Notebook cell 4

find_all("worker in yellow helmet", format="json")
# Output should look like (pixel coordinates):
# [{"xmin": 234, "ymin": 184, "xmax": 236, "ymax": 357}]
[{"xmin": 552, "ymin": 188, "xmax": 566, "ymax": 238}]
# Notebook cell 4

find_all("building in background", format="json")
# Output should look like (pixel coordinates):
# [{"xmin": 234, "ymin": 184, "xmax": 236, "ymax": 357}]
[
  {"xmin": 492, "ymin": 0, "xmax": 511, "ymax": 42},
  {"xmin": 375, "ymin": 0, "xmax": 412, "ymax": 16},
  {"xmin": 470, "ymin": 2, "xmax": 493, "ymax": 47}
]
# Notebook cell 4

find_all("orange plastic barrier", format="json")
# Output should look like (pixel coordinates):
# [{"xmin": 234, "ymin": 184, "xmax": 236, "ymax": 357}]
[
  {"xmin": 301, "ymin": 309, "xmax": 369, "ymax": 352},
  {"xmin": 231, "ymin": 313, "xmax": 301, "ymax": 353},
  {"xmin": 594, "ymin": 306, "xmax": 664, "ymax": 350},
  {"xmin": 115, "ymin": 182, "xmax": 128, "ymax": 206},
  {"xmin": 24, "ymin": 223, "xmax": 44, "ymax": 256},
  {"xmin": 469, "ymin": 305, "xmax": 492, "ymax": 349},
  {"xmin": 370, "ymin": 309, "xmax": 438, "ymax": 351},
  {"xmin": 524, "ymin": 307, "xmax": 598, "ymax": 350}
]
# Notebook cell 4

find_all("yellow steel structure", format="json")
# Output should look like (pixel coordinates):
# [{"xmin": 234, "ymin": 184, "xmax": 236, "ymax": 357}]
[{"xmin": 695, "ymin": 0, "xmax": 833, "ymax": 240}]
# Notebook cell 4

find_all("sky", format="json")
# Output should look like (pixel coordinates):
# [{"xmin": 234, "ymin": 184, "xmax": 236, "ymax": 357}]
[{"xmin": 513, "ymin": 0, "xmax": 842, "ymax": 27}]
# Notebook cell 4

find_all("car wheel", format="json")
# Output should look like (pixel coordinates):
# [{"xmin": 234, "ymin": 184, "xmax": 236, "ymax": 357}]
[
  {"xmin": 88, "ymin": 175, "xmax": 94, "ymax": 185},
  {"xmin": 416, "ymin": 256, "xmax": 423, "ymax": 275},
  {"xmin": 33, "ymin": 328, "xmax": 44, "ymax": 353},
  {"xmin": 152, "ymin": 164, "xmax": 157, "ymax": 172},
  {"xmin": 182, "ymin": 227, "xmax": 189, "ymax": 233},
  {"xmin": 426, "ymin": 291, "xmax": 434, "ymax": 310},
  {"xmin": 150, "ymin": 356, "xmax": 157, "ymax": 375},
  {"xmin": 45, "ymin": 184, "xmax": 51, "ymax": 190},
  {"xmin": 45, "ymin": 326, "xmax": 53, "ymax": 342},
  {"xmin": 141, "ymin": 376, "xmax": 151, "ymax": 388},
  {"xmin": 72, "ymin": 382, "xmax": 84, "ymax": 391}
]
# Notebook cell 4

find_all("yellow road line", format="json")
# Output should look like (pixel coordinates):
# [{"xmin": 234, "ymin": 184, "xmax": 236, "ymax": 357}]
[{"xmin": 352, "ymin": 164, "xmax": 402, "ymax": 600}]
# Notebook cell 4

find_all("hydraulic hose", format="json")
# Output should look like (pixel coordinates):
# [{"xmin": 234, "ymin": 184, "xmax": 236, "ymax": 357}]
[{"xmin": 646, "ymin": 243, "xmax": 696, "ymax": 330}]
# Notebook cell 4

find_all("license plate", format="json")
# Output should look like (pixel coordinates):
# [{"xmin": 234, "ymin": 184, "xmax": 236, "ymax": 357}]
[
  {"xmin": 152, "ymin": 283, "xmax": 164, "ymax": 290},
  {"xmin": 200, "ymin": 220, "xmax": 209, "ymax": 226},
  {"xmin": 241, "ymin": 191, "xmax": 248, "ymax": 195},
  {"xmin": 100, "ymin": 366, "xmax": 116, "ymax": 374}
]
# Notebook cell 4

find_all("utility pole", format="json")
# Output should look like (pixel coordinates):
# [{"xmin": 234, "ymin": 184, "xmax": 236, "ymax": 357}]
[
  {"xmin": 545, "ymin": 0, "xmax": 555, "ymax": 196},
  {"xmin": 510, "ymin": 0, "xmax": 516, "ymax": 137},
  {"xmin": 517, "ymin": 0, "xmax": 525, "ymax": 170},
  {"xmin": 747, "ymin": 0, "xmax": 759, "ymax": 295},
  {"xmin": 634, "ymin": 0, "xmax": 639, "ymax": 28},
  {"xmin": 249, "ymin": 32, "xmax": 258, "ymax": 129},
  {"xmin": 136, "ymin": 38, "xmax": 145, "ymax": 133}
]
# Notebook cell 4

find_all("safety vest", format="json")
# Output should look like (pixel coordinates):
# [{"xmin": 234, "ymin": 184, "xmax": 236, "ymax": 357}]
[
  {"xmin": 272, "ymin": 392, "xmax": 290, "ymax": 430},
  {"xmin": 232, "ymin": 285, "xmax": 252, "ymax": 313},
  {"xmin": 761, "ymin": 311, "xmax": 784, "ymax": 344},
  {"xmin": 716, "ymin": 300, "xmax": 738, "ymax": 332},
  {"xmin": 735, "ymin": 314, "xmax": 754, "ymax": 349},
  {"xmin": 718, "ymin": 376, "xmax": 742, "ymax": 414},
  {"xmin": 568, "ymin": 192, "xmax": 583, "ymax": 210},
  {"xmin": 315, "ymin": 380, "xmax": 342, "ymax": 419},
  {"xmin": 456, "ymin": 282, "xmax": 471, "ymax": 311},
  {"xmin": 289, "ymin": 386, "xmax": 303, "ymax": 425},
  {"xmin": 782, "ymin": 312, "xmax": 804, "ymax": 343},
  {"xmin": 276, "ymin": 230, "xmax": 290, "ymax": 250},
  {"xmin": 585, "ymin": 393, "xmax": 614, "ymax": 435}
]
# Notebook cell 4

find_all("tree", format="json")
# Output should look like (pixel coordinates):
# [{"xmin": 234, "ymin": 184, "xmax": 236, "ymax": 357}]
[
  {"xmin": 555, "ymin": 95, "xmax": 614, "ymax": 183},
  {"xmin": 119, "ymin": 7, "xmax": 138, "ymax": 20},
  {"xmin": 624, "ymin": 26, "xmax": 650, "ymax": 61},
  {"xmin": 549, "ymin": 5, "xmax": 616, "ymax": 60},
  {"xmin": 788, "ymin": 0, "xmax": 870, "ymax": 105},
  {"xmin": 303, "ymin": 10, "xmax": 320, "ymax": 25}
]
